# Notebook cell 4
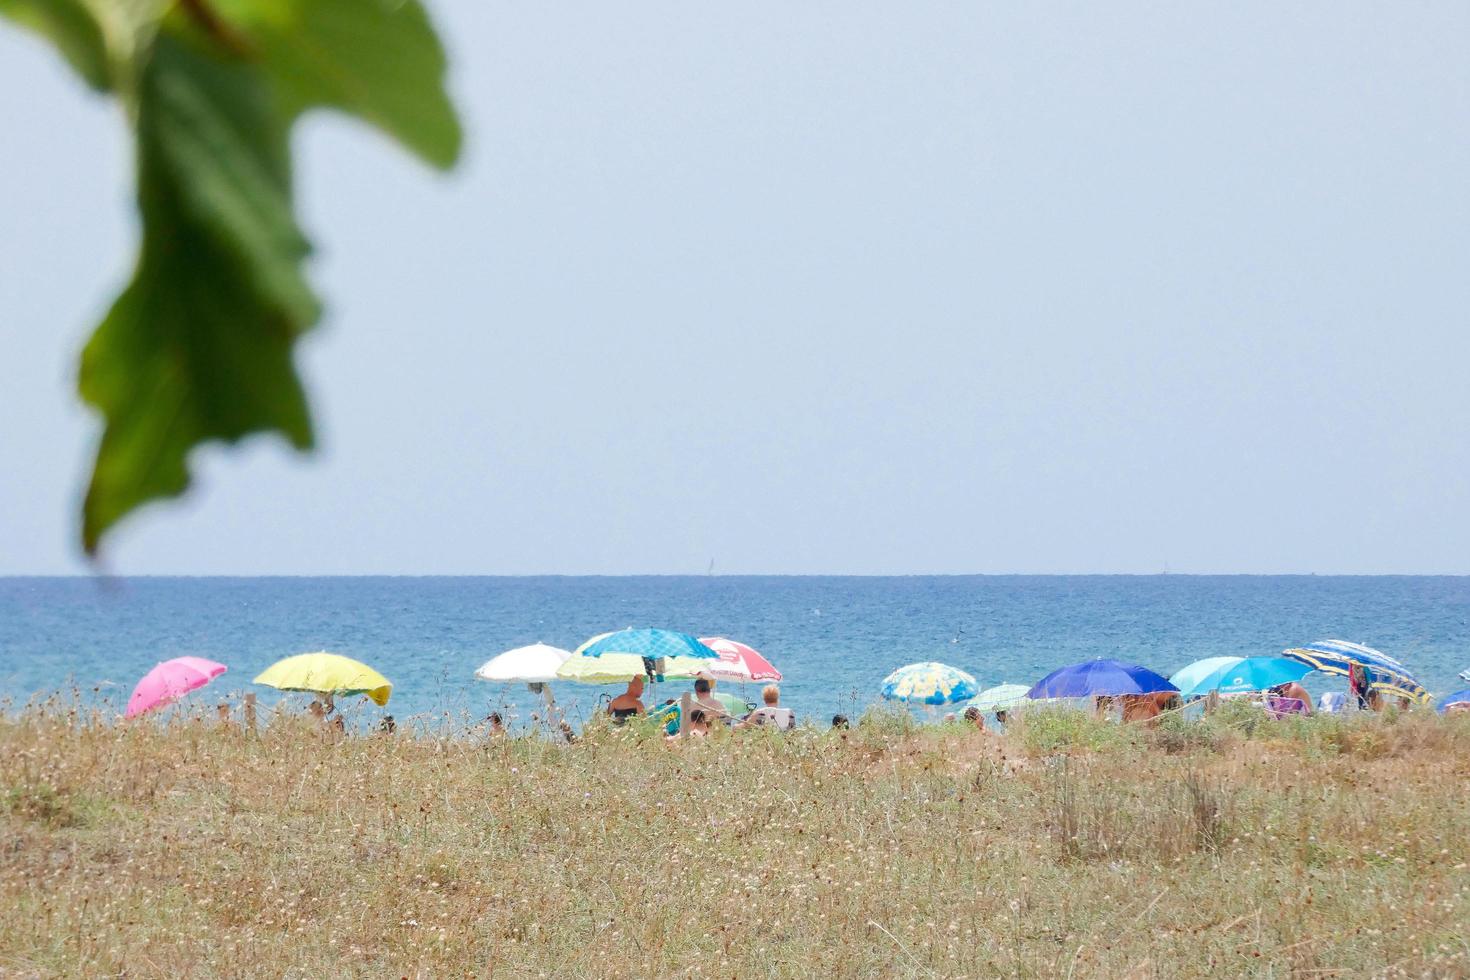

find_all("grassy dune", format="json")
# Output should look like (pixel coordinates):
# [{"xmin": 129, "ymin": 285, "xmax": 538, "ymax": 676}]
[{"xmin": 2, "ymin": 702, "xmax": 1469, "ymax": 978}]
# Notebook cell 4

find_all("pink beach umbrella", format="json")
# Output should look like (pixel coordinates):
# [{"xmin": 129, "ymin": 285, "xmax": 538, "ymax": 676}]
[
  {"xmin": 698, "ymin": 637, "xmax": 782, "ymax": 683},
  {"xmin": 125, "ymin": 656, "xmax": 229, "ymax": 718}
]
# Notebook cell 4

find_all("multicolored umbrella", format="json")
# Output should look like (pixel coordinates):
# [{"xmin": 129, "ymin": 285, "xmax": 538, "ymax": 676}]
[
  {"xmin": 253, "ymin": 652, "xmax": 393, "ymax": 706},
  {"xmin": 967, "ymin": 683, "xmax": 1032, "ymax": 712},
  {"xmin": 1168, "ymin": 657, "xmax": 1245, "ymax": 695},
  {"xmin": 880, "ymin": 662, "xmax": 980, "ymax": 705},
  {"xmin": 126, "ymin": 656, "xmax": 228, "ymax": 718},
  {"xmin": 1179, "ymin": 656, "xmax": 1313, "ymax": 699},
  {"xmin": 474, "ymin": 643, "xmax": 571, "ymax": 684},
  {"xmin": 698, "ymin": 637, "xmax": 782, "ymax": 682},
  {"xmin": 1281, "ymin": 639, "xmax": 1428, "ymax": 704},
  {"xmin": 1027, "ymin": 659, "xmax": 1177, "ymax": 699}
]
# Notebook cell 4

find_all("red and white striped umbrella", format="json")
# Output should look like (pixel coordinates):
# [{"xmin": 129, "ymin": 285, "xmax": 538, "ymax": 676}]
[{"xmin": 698, "ymin": 637, "xmax": 782, "ymax": 682}]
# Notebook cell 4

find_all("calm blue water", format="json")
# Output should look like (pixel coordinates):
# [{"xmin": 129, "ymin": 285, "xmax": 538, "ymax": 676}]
[{"xmin": 2, "ymin": 576, "xmax": 1467, "ymax": 729}]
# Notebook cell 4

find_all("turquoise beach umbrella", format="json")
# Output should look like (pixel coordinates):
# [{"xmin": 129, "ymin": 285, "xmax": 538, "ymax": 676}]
[
  {"xmin": 1181, "ymin": 656, "xmax": 1313, "ymax": 699},
  {"xmin": 880, "ymin": 662, "xmax": 979, "ymax": 706},
  {"xmin": 573, "ymin": 629, "xmax": 718, "ymax": 662},
  {"xmin": 1169, "ymin": 657, "xmax": 1244, "ymax": 695}
]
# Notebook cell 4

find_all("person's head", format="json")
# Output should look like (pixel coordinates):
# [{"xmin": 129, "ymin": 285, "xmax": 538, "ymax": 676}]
[
  {"xmin": 694, "ymin": 678, "xmax": 712, "ymax": 695},
  {"xmin": 308, "ymin": 699, "xmax": 325, "ymax": 718},
  {"xmin": 688, "ymin": 709, "xmax": 708, "ymax": 728},
  {"xmin": 379, "ymin": 715, "xmax": 396, "ymax": 734},
  {"xmin": 762, "ymin": 685, "xmax": 780, "ymax": 706},
  {"xmin": 831, "ymin": 714, "xmax": 849, "ymax": 730},
  {"xmin": 627, "ymin": 675, "xmax": 644, "ymax": 696},
  {"xmin": 489, "ymin": 712, "xmax": 504, "ymax": 727},
  {"xmin": 995, "ymin": 710, "xmax": 1008, "ymax": 724},
  {"xmin": 963, "ymin": 706, "xmax": 981, "ymax": 723}
]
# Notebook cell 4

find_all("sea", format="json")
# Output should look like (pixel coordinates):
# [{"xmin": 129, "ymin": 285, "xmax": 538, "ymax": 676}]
[{"xmin": 2, "ymin": 576, "xmax": 1467, "ymax": 730}]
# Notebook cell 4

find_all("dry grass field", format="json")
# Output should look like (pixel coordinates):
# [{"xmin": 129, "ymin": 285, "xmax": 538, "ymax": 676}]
[{"xmin": 2, "ymin": 700, "xmax": 1469, "ymax": 978}]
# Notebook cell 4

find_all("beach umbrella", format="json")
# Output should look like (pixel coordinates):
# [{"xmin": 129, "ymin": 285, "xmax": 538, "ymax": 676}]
[
  {"xmin": 880, "ymin": 662, "xmax": 980, "ymax": 705},
  {"xmin": 698, "ymin": 637, "xmax": 782, "ymax": 683},
  {"xmin": 1168, "ymin": 657, "xmax": 1244, "ymax": 695},
  {"xmin": 574, "ymin": 629, "xmax": 718, "ymax": 662},
  {"xmin": 253, "ymin": 652, "xmax": 393, "ymax": 706},
  {"xmin": 125, "ymin": 656, "xmax": 228, "ymax": 718},
  {"xmin": 1027, "ymin": 659, "xmax": 1177, "ymax": 700},
  {"xmin": 474, "ymin": 643, "xmax": 571, "ymax": 685},
  {"xmin": 1180, "ymin": 656, "xmax": 1313, "ymax": 699},
  {"xmin": 967, "ymin": 683, "xmax": 1032, "ymax": 713},
  {"xmin": 1281, "ymin": 639, "xmax": 1428, "ymax": 704},
  {"xmin": 1437, "ymin": 689, "xmax": 1470, "ymax": 714}
]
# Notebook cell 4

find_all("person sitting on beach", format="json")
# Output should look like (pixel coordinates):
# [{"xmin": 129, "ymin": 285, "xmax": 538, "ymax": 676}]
[
  {"xmin": 1348, "ymin": 662, "xmax": 1376, "ymax": 711},
  {"xmin": 667, "ymin": 708, "xmax": 711, "ymax": 740},
  {"xmin": 737, "ymin": 685, "xmax": 795, "ymax": 731},
  {"xmin": 608, "ymin": 676, "xmax": 646, "ymax": 722},
  {"xmin": 692, "ymin": 676, "xmax": 729, "ymax": 721},
  {"xmin": 1121, "ymin": 694, "xmax": 1162, "ymax": 727},
  {"xmin": 962, "ymin": 706, "xmax": 988, "ymax": 732},
  {"xmin": 1270, "ymin": 681, "xmax": 1313, "ymax": 715},
  {"xmin": 487, "ymin": 712, "xmax": 507, "ymax": 737}
]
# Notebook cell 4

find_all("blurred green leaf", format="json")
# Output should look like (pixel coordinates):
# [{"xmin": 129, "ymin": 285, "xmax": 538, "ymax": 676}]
[
  {"xmin": 0, "ymin": 0, "xmax": 111, "ymax": 90},
  {"xmin": 2, "ymin": 0, "xmax": 462, "ymax": 554},
  {"xmin": 79, "ymin": 27, "xmax": 317, "ymax": 551},
  {"xmin": 214, "ymin": 0, "xmax": 462, "ymax": 167}
]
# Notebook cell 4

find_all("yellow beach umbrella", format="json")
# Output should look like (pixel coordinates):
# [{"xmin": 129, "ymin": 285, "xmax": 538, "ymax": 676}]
[{"xmin": 253, "ymin": 652, "xmax": 393, "ymax": 706}]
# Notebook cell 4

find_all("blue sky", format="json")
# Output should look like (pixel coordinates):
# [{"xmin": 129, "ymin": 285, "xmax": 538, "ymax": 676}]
[{"xmin": 2, "ymin": 1, "xmax": 1467, "ymax": 575}]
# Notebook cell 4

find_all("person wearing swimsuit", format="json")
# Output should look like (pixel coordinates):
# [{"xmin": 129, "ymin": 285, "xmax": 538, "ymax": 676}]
[{"xmin": 608, "ymin": 675, "xmax": 646, "ymax": 722}]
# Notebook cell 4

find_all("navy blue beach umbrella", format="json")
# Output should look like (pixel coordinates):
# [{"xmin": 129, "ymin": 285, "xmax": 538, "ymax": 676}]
[
  {"xmin": 1027, "ymin": 659, "xmax": 1178, "ymax": 700},
  {"xmin": 1437, "ymin": 689, "xmax": 1470, "ymax": 714}
]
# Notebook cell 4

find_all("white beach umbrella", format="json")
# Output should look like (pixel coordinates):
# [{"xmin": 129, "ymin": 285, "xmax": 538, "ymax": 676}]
[{"xmin": 475, "ymin": 643, "xmax": 571, "ymax": 684}]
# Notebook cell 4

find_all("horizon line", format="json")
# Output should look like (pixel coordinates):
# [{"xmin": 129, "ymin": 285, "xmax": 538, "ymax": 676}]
[{"xmin": 3, "ymin": 571, "xmax": 1470, "ymax": 580}]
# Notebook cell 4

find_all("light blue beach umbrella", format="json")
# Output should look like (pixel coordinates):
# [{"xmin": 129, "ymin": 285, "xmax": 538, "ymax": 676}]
[
  {"xmin": 1181, "ymin": 656, "xmax": 1314, "ymax": 699},
  {"xmin": 881, "ymin": 662, "xmax": 980, "ymax": 706},
  {"xmin": 1169, "ymin": 657, "xmax": 1244, "ymax": 695}
]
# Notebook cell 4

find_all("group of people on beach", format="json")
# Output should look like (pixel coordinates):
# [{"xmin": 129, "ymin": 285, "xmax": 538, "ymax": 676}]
[{"xmin": 604, "ymin": 674, "xmax": 795, "ymax": 738}]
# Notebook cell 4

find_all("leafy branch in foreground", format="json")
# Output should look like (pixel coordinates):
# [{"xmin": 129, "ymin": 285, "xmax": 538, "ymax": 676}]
[{"xmin": 0, "ymin": 0, "xmax": 461, "ymax": 555}]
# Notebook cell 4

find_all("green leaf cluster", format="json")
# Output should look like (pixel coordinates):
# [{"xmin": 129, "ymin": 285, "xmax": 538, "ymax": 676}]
[{"xmin": 1, "ymin": 0, "xmax": 461, "ymax": 554}]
